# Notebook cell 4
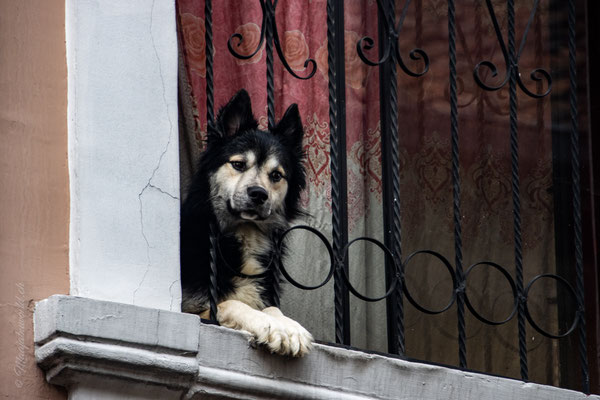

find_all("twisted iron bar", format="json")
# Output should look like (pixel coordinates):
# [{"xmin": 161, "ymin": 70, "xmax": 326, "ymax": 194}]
[
  {"xmin": 447, "ymin": 0, "xmax": 467, "ymax": 370},
  {"xmin": 366, "ymin": 0, "xmax": 407, "ymax": 355},
  {"xmin": 259, "ymin": 3, "xmax": 283, "ymax": 303},
  {"xmin": 356, "ymin": 0, "xmax": 432, "ymax": 355},
  {"xmin": 474, "ymin": 0, "xmax": 551, "ymax": 98},
  {"xmin": 356, "ymin": 0, "xmax": 429, "ymax": 77},
  {"xmin": 265, "ymin": 2, "xmax": 276, "ymax": 129},
  {"xmin": 208, "ymin": 222, "xmax": 218, "ymax": 322},
  {"xmin": 568, "ymin": 0, "xmax": 590, "ymax": 392},
  {"xmin": 271, "ymin": 232, "xmax": 282, "ymax": 308},
  {"xmin": 327, "ymin": 0, "xmax": 351, "ymax": 346},
  {"xmin": 205, "ymin": 0, "xmax": 214, "ymax": 126},
  {"xmin": 388, "ymin": 20, "xmax": 406, "ymax": 357},
  {"xmin": 227, "ymin": 0, "xmax": 317, "ymax": 82},
  {"xmin": 506, "ymin": 0, "xmax": 529, "ymax": 382},
  {"xmin": 205, "ymin": 0, "xmax": 218, "ymax": 323}
]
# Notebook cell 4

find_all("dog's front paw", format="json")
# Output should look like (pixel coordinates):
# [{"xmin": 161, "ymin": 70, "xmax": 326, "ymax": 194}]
[
  {"xmin": 216, "ymin": 300, "xmax": 313, "ymax": 357},
  {"xmin": 262, "ymin": 307, "xmax": 313, "ymax": 357}
]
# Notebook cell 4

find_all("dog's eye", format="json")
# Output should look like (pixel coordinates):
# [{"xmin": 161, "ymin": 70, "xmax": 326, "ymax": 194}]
[
  {"xmin": 230, "ymin": 161, "xmax": 246, "ymax": 171},
  {"xmin": 270, "ymin": 171, "xmax": 284, "ymax": 182}
]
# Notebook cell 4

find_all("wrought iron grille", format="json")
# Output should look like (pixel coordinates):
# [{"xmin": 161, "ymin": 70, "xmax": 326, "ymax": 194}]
[{"xmin": 196, "ymin": 0, "xmax": 593, "ymax": 394}]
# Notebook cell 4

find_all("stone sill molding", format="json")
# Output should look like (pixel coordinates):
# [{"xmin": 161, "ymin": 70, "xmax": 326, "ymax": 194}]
[{"xmin": 34, "ymin": 296, "xmax": 598, "ymax": 400}]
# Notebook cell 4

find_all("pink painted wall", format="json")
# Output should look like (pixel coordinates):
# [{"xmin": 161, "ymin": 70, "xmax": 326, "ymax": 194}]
[{"xmin": 0, "ymin": 1, "xmax": 69, "ymax": 398}]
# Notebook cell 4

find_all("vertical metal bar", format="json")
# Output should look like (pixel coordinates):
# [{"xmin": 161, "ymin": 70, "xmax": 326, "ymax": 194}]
[
  {"xmin": 205, "ymin": 0, "xmax": 214, "ymax": 126},
  {"xmin": 378, "ymin": 0, "xmax": 397, "ymax": 356},
  {"xmin": 205, "ymin": 0, "xmax": 218, "ymax": 322},
  {"xmin": 208, "ymin": 222, "xmax": 218, "ymax": 321},
  {"xmin": 327, "ymin": 0, "xmax": 351, "ymax": 345},
  {"xmin": 385, "ymin": 0, "xmax": 404, "ymax": 358},
  {"xmin": 379, "ymin": 0, "xmax": 404, "ymax": 356},
  {"xmin": 271, "ymin": 234, "xmax": 281, "ymax": 308},
  {"xmin": 567, "ymin": 0, "xmax": 590, "ymax": 393},
  {"xmin": 507, "ymin": 0, "xmax": 529, "ymax": 381},
  {"xmin": 265, "ymin": 0, "xmax": 276, "ymax": 130},
  {"xmin": 549, "ymin": 0, "xmax": 578, "ymax": 387},
  {"xmin": 447, "ymin": 0, "xmax": 466, "ymax": 370},
  {"xmin": 264, "ymin": 1, "xmax": 281, "ymax": 307}
]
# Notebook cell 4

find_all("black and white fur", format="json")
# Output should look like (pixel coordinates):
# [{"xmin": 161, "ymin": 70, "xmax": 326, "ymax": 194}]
[{"xmin": 180, "ymin": 90, "xmax": 312, "ymax": 356}]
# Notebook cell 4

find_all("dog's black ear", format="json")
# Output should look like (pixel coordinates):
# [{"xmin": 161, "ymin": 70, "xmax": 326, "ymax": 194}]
[
  {"xmin": 274, "ymin": 103, "xmax": 304, "ymax": 148},
  {"xmin": 212, "ymin": 90, "xmax": 258, "ymax": 140}
]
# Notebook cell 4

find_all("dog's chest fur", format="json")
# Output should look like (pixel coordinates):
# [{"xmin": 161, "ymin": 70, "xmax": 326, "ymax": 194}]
[{"xmin": 222, "ymin": 225, "xmax": 271, "ymax": 310}]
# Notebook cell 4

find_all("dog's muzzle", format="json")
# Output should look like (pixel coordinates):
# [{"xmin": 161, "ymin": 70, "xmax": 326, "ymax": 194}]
[
  {"xmin": 247, "ymin": 186, "xmax": 268, "ymax": 206},
  {"xmin": 228, "ymin": 186, "xmax": 271, "ymax": 221}
]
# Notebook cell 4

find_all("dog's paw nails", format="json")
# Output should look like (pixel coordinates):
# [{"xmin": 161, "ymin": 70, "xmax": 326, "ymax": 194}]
[
  {"xmin": 282, "ymin": 318, "xmax": 313, "ymax": 357},
  {"xmin": 298, "ymin": 331, "xmax": 313, "ymax": 356},
  {"xmin": 277, "ymin": 322, "xmax": 313, "ymax": 357},
  {"xmin": 287, "ymin": 333, "xmax": 301, "ymax": 356},
  {"xmin": 267, "ymin": 330, "xmax": 285, "ymax": 353},
  {"xmin": 291, "ymin": 327, "xmax": 313, "ymax": 357},
  {"xmin": 264, "ymin": 323, "xmax": 291, "ymax": 355},
  {"xmin": 250, "ymin": 323, "xmax": 272, "ymax": 348},
  {"xmin": 247, "ymin": 337, "xmax": 260, "ymax": 349}
]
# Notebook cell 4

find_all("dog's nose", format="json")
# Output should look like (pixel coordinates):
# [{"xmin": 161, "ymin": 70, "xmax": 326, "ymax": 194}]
[{"xmin": 247, "ymin": 186, "xmax": 268, "ymax": 205}]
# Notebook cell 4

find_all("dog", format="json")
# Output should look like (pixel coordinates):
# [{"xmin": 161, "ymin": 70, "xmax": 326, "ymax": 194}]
[{"xmin": 180, "ymin": 90, "xmax": 313, "ymax": 357}]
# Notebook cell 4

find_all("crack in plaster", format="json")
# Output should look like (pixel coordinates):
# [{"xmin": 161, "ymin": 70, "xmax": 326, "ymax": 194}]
[
  {"xmin": 168, "ymin": 280, "xmax": 180, "ymax": 311},
  {"xmin": 149, "ymin": 183, "xmax": 178, "ymax": 200},
  {"xmin": 133, "ymin": 0, "xmax": 177, "ymax": 306},
  {"xmin": 155, "ymin": 310, "xmax": 161, "ymax": 346}
]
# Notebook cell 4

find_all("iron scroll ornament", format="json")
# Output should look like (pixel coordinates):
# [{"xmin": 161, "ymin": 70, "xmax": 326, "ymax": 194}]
[
  {"xmin": 473, "ymin": 0, "xmax": 552, "ymax": 98},
  {"xmin": 356, "ymin": 0, "xmax": 429, "ymax": 77},
  {"xmin": 227, "ymin": 0, "xmax": 317, "ymax": 80}
]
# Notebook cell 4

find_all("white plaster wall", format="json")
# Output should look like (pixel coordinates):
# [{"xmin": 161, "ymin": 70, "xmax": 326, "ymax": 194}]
[{"xmin": 66, "ymin": 0, "xmax": 180, "ymax": 310}]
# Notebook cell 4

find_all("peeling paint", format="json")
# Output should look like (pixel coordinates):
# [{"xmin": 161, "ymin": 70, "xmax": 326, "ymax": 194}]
[{"xmin": 89, "ymin": 314, "xmax": 121, "ymax": 322}]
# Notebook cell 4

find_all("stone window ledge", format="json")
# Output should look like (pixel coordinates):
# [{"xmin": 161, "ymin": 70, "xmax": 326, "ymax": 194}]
[{"xmin": 34, "ymin": 295, "xmax": 598, "ymax": 400}]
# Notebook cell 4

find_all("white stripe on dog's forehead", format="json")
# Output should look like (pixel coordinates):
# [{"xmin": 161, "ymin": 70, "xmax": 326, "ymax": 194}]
[
  {"xmin": 245, "ymin": 151, "xmax": 256, "ymax": 165},
  {"xmin": 265, "ymin": 155, "xmax": 284, "ymax": 173}
]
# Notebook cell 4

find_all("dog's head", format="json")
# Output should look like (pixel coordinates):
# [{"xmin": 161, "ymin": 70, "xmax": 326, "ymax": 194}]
[{"xmin": 203, "ymin": 90, "xmax": 306, "ymax": 231}]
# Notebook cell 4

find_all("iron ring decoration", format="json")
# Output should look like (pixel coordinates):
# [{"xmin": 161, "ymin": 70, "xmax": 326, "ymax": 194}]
[
  {"xmin": 356, "ymin": 0, "xmax": 429, "ymax": 77},
  {"xmin": 462, "ymin": 261, "xmax": 518, "ymax": 325},
  {"xmin": 227, "ymin": 0, "xmax": 316, "ymax": 80},
  {"xmin": 473, "ymin": 0, "xmax": 551, "ymax": 98},
  {"xmin": 338, "ymin": 237, "xmax": 398, "ymax": 302},
  {"xmin": 402, "ymin": 250, "xmax": 457, "ymax": 315},
  {"xmin": 523, "ymin": 273, "xmax": 579, "ymax": 339},
  {"xmin": 276, "ymin": 225, "xmax": 335, "ymax": 290}
]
